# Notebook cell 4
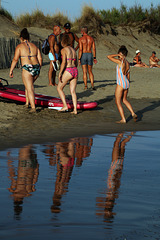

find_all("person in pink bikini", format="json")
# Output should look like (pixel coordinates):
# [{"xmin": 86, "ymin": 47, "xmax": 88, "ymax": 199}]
[{"xmin": 57, "ymin": 34, "xmax": 78, "ymax": 114}]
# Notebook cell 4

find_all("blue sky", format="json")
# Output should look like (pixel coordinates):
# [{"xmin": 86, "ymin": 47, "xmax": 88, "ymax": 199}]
[{"xmin": 1, "ymin": 0, "xmax": 160, "ymax": 20}]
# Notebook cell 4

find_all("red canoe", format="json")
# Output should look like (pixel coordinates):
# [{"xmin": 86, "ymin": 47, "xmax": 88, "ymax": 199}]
[{"xmin": 0, "ymin": 85, "xmax": 97, "ymax": 110}]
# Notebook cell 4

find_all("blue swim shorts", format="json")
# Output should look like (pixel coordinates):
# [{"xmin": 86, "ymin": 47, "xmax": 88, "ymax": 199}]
[
  {"xmin": 48, "ymin": 52, "xmax": 59, "ymax": 61},
  {"xmin": 80, "ymin": 53, "xmax": 93, "ymax": 66}
]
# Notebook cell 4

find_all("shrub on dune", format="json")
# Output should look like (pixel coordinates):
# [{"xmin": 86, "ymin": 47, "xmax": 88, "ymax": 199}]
[{"xmin": 74, "ymin": 5, "xmax": 104, "ymax": 38}]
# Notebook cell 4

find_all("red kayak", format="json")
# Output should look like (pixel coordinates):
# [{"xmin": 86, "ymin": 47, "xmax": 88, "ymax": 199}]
[{"xmin": 0, "ymin": 79, "xmax": 97, "ymax": 110}]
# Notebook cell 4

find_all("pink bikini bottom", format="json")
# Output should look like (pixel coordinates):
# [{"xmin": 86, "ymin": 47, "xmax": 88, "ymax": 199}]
[{"xmin": 65, "ymin": 67, "xmax": 78, "ymax": 79}]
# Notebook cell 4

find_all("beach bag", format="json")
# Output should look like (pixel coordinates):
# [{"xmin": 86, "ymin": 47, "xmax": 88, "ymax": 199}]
[
  {"xmin": 42, "ymin": 37, "xmax": 50, "ymax": 55},
  {"xmin": 42, "ymin": 33, "xmax": 55, "ymax": 55}
]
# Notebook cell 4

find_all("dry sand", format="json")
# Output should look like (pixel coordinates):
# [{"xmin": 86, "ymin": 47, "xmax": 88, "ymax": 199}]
[{"xmin": 0, "ymin": 25, "xmax": 160, "ymax": 150}]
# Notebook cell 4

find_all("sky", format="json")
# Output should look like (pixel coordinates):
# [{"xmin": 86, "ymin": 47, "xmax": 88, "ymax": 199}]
[{"xmin": 1, "ymin": 0, "xmax": 160, "ymax": 20}]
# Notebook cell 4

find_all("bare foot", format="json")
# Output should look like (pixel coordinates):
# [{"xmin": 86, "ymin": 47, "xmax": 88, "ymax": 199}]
[
  {"xmin": 49, "ymin": 83, "xmax": 57, "ymax": 86},
  {"xmin": 29, "ymin": 108, "xmax": 37, "ymax": 113},
  {"xmin": 116, "ymin": 120, "xmax": 126, "ymax": 124},
  {"xmin": 58, "ymin": 107, "xmax": 68, "ymax": 112},
  {"xmin": 132, "ymin": 114, "xmax": 138, "ymax": 122},
  {"xmin": 84, "ymin": 86, "xmax": 88, "ymax": 90},
  {"xmin": 24, "ymin": 104, "xmax": 29, "ymax": 108},
  {"xmin": 91, "ymin": 87, "xmax": 96, "ymax": 91},
  {"xmin": 71, "ymin": 111, "xmax": 77, "ymax": 115}
]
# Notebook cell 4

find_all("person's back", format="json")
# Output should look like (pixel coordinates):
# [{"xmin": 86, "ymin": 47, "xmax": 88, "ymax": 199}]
[
  {"xmin": 121, "ymin": 59, "xmax": 130, "ymax": 80},
  {"xmin": 9, "ymin": 28, "xmax": 42, "ymax": 112},
  {"xmin": 78, "ymin": 27, "xmax": 97, "ymax": 90},
  {"xmin": 65, "ymin": 46, "xmax": 77, "ymax": 68},
  {"xmin": 19, "ymin": 41, "xmax": 39, "ymax": 66},
  {"xmin": 79, "ymin": 35, "xmax": 94, "ymax": 53}
]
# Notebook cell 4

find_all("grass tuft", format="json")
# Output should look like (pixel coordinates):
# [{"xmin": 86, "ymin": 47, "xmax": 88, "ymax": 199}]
[
  {"xmin": 74, "ymin": 4, "xmax": 104, "ymax": 38},
  {"xmin": 0, "ymin": 8, "xmax": 13, "ymax": 21}
]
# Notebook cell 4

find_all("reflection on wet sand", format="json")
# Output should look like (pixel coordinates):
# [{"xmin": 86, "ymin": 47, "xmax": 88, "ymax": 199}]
[
  {"xmin": 96, "ymin": 132, "xmax": 134, "ymax": 222},
  {"xmin": 43, "ymin": 137, "xmax": 93, "ymax": 213},
  {"xmin": 7, "ymin": 145, "xmax": 39, "ymax": 219}
]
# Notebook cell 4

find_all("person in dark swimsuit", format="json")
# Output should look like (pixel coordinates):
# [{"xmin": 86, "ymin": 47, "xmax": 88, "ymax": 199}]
[
  {"xmin": 9, "ymin": 28, "xmax": 42, "ymax": 112},
  {"xmin": 132, "ymin": 50, "xmax": 149, "ymax": 68}
]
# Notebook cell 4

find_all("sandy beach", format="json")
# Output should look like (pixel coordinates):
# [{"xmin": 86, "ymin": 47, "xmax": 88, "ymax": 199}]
[{"xmin": 0, "ymin": 24, "xmax": 160, "ymax": 150}]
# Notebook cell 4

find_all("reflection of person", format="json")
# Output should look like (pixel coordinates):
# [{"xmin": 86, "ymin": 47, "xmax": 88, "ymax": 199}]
[
  {"xmin": 132, "ymin": 50, "xmax": 149, "ymax": 68},
  {"xmin": 9, "ymin": 28, "xmax": 42, "ymax": 112},
  {"xmin": 51, "ymin": 141, "xmax": 75, "ymax": 213},
  {"xmin": 96, "ymin": 132, "xmax": 134, "ymax": 221},
  {"xmin": 149, "ymin": 51, "xmax": 160, "ymax": 68},
  {"xmin": 48, "ymin": 137, "xmax": 93, "ymax": 214},
  {"xmin": 7, "ymin": 145, "xmax": 39, "ymax": 219},
  {"xmin": 57, "ymin": 34, "xmax": 78, "ymax": 114},
  {"xmin": 43, "ymin": 144, "xmax": 56, "ymax": 166},
  {"xmin": 75, "ymin": 137, "xmax": 93, "ymax": 166},
  {"xmin": 107, "ymin": 45, "xmax": 137, "ymax": 123},
  {"xmin": 78, "ymin": 26, "xmax": 97, "ymax": 90},
  {"xmin": 48, "ymin": 25, "xmax": 61, "ymax": 86}
]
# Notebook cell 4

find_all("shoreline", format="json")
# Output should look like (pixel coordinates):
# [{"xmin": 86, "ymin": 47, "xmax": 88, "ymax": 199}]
[{"xmin": 0, "ymin": 97, "xmax": 160, "ymax": 151}]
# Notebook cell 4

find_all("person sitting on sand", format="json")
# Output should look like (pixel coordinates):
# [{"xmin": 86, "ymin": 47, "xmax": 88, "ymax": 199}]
[
  {"xmin": 149, "ymin": 51, "xmax": 160, "ymax": 68},
  {"xmin": 9, "ymin": 28, "xmax": 42, "ymax": 113},
  {"xmin": 107, "ymin": 45, "xmax": 137, "ymax": 124},
  {"xmin": 132, "ymin": 50, "xmax": 149, "ymax": 68},
  {"xmin": 57, "ymin": 34, "xmax": 78, "ymax": 115}
]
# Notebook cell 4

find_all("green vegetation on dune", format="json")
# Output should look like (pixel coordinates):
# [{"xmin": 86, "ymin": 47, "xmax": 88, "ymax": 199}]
[
  {"xmin": 1, "ymin": 3, "xmax": 160, "ymax": 36},
  {"xmin": 16, "ymin": 9, "xmax": 70, "ymax": 29}
]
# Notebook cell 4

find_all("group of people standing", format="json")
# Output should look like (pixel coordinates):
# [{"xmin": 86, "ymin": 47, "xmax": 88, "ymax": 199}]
[
  {"xmin": 9, "ymin": 24, "xmax": 97, "ymax": 115},
  {"xmin": 9, "ymin": 23, "xmax": 142, "ymax": 123}
]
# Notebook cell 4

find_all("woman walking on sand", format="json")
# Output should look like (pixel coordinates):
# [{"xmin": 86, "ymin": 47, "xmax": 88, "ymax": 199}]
[
  {"xmin": 57, "ymin": 34, "xmax": 78, "ymax": 114},
  {"xmin": 107, "ymin": 45, "xmax": 137, "ymax": 123},
  {"xmin": 9, "ymin": 28, "xmax": 42, "ymax": 112}
]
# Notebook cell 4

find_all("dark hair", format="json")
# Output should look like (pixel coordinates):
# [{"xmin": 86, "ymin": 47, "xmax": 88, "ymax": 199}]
[
  {"xmin": 81, "ymin": 26, "xmax": 88, "ymax": 33},
  {"xmin": 20, "ymin": 28, "xmax": 30, "ymax": 40},
  {"xmin": 118, "ymin": 45, "xmax": 128, "ymax": 57},
  {"xmin": 64, "ymin": 22, "xmax": 71, "ymax": 29},
  {"xmin": 61, "ymin": 34, "xmax": 71, "ymax": 47}
]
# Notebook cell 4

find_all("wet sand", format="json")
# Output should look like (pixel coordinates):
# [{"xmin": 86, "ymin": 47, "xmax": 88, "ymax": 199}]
[
  {"xmin": 0, "ymin": 26, "xmax": 160, "ymax": 150},
  {"xmin": 0, "ymin": 63, "xmax": 160, "ymax": 151}
]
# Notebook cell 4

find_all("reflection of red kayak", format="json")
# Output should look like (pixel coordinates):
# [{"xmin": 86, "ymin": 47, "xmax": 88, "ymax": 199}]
[{"xmin": 0, "ymin": 79, "xmax": 97, "ymax": 110}]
